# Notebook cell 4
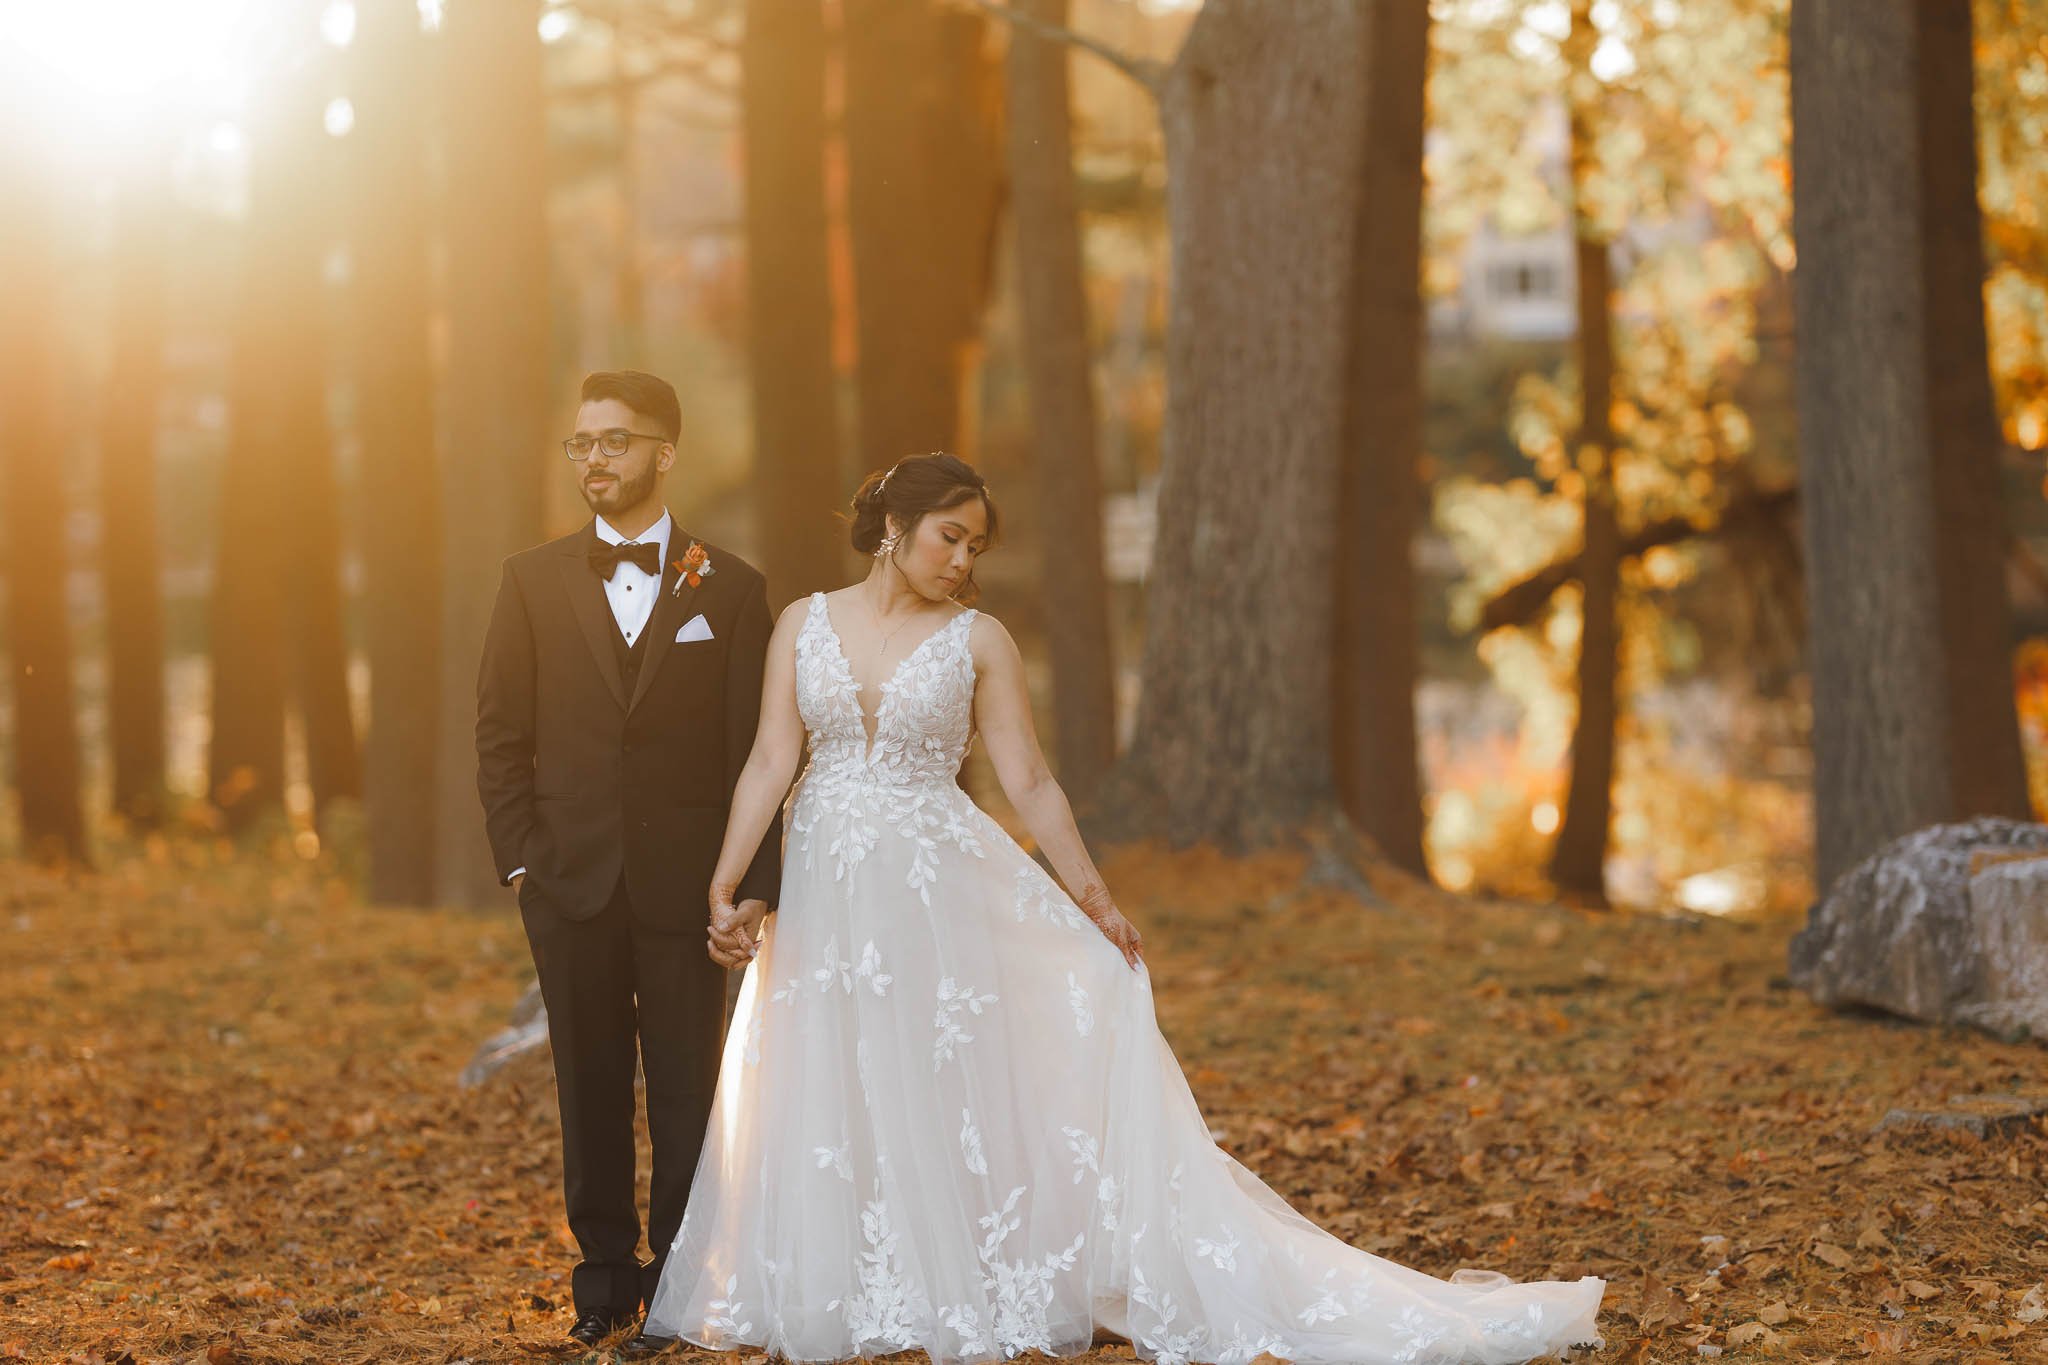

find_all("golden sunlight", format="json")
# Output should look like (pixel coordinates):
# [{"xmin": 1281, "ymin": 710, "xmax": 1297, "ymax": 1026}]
[{"xmin": 5, "ymin": 0, "xmax": 261, "ymax": 109}]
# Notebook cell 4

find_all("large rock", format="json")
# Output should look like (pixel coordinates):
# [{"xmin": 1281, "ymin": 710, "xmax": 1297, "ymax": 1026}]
[
  {"xmin": 1953, "ymin": 854, "xmax": 2048, "ymax": 1040},
  {"xmin": 1788, "ymin": 817, "xmax": 2048, "ymax": 1035}
]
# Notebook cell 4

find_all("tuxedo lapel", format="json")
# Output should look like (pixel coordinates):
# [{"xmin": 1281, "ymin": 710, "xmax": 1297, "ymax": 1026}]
[
  {"xmin": 559, "ymin": 531, "xmax": 629, "ymax": 711},
  {"xmin": 629, "ymin": 530, "xmax": 705, "ymax": 715}
]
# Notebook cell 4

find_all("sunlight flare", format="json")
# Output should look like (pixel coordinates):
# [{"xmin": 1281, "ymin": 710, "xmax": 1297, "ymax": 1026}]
[{"xmin": 4, "ymin": 0, "xmax": 261, "ymax": 105}]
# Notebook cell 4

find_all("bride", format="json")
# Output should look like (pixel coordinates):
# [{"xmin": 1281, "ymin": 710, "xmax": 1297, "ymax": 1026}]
[{"xmin": 630, "ymin": 455, "xmax": 1604, "ymax": 1363}]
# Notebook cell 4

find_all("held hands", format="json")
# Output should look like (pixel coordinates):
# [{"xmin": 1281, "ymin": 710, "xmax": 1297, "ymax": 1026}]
[
  {"xmin": 707, "ymin": 881, "xmax": 769, "ymax": 969},
  {"xmin": 1077, "ymin": 884, "xmax": 1144, "ymax": 970}
]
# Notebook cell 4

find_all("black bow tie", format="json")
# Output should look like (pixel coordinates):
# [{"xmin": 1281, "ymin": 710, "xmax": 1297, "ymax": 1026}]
[{"xmin": 589, "ymin": 539, "xmax": 661, "ymax": 580}]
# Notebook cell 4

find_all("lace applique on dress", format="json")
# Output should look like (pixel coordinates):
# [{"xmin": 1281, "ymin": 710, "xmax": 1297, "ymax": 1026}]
[{"xmin": 791, "ymin": 594, "xmax": 985, "ymax": 899}]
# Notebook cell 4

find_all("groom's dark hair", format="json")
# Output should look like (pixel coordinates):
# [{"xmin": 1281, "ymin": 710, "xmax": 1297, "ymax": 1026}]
[{"xmin": 580, "ymin": 370, "xmax": 681, "ymax": 443}]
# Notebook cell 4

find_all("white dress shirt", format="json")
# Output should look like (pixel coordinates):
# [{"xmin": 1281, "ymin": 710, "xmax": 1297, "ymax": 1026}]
[
  {"xmin": 508, "ymin": 510, "xmax": 673, "ymax": 887},
  {"xmin": 594, "ymin": 509, "xmax": 672, "ymax": 647}
]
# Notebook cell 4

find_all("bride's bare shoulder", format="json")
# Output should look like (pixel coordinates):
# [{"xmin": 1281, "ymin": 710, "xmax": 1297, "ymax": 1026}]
[
  {"xmin": 966, "ymin": 609, "xmax": 1020, "ymax": 662},
  {"xmin": 771, "ymin": 593, "xmax": 819, "ymax": 644}
]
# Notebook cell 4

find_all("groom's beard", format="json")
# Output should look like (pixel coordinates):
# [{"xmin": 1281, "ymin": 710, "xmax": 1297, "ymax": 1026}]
[{"xmin": 581, "ymin": 462, "xmax": 657, "ymax": 517}]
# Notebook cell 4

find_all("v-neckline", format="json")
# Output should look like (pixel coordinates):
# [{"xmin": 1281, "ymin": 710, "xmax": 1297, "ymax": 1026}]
[{"xmin": 816, "ymin": 593, "xmax": 968, "ymax": 761}]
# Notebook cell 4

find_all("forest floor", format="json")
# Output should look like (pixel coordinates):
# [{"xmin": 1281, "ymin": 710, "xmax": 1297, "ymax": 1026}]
[{"xmin": 3, "ymin": 841, "xmax": 2045, "ymax": 1365}]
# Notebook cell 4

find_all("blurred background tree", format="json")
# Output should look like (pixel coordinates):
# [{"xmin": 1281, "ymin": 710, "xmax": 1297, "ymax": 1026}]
[
  {"xmin": 3, "ymin": 0, "xmax": 2046, "ymax": 921},
  {"xmin": 433, "ymin": 0, "xmax": 551, "ymax": 907},
  {"xmin": 739, "ymin": 0, "xmax": 845, "ymax": 607},
  {"xmin": 0, "ymin": 52, "xmax": 90, "ymax": 865},
  {"xmin": 349, "ymin": 0, "xmax": 441, "ymax": 905}
]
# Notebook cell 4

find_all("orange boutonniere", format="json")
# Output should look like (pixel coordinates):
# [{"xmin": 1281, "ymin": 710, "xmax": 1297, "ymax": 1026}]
[{"xmin": 671, "ymin": 540, "xmax": 715, "ymax": 595}]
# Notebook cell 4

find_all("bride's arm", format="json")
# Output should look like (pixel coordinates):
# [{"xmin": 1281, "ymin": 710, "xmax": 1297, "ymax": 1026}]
[
  {"xmin": 970, "ymin": 616, "xmax": 1143, "ymax": 969},
  {"xmin": 707, "ymin": 600, "xmax": 809, "ymax": 966}
]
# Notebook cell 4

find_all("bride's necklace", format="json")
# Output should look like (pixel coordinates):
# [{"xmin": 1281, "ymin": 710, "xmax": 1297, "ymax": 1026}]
[{"xmin": 864, "ymin": 581, "xmax": 920, "ymax": 667}]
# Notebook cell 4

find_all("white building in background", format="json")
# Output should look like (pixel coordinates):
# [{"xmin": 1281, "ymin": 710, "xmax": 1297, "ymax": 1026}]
[
  {"xmin": 1423, "ymin": 90, "xmax": 1719, "ymax": 348},
  {"xmin": 1434, "ymin": 219, "xmax": 1579, "ymax": 343},
  {"xmin": 1431, "ymin": 210, "xmax": 1722, "ymax": 346},
  {"xmin": 1102, "ymin": 486, "xmax": 1158, "ymax": 585}
]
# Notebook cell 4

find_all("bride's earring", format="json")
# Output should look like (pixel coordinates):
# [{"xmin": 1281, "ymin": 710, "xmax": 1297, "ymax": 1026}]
[{"xmin": 874, "ymin": 531, "xmax": 901, "ymax": 559}]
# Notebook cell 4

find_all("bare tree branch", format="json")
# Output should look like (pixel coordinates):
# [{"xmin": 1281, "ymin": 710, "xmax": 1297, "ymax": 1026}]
[
  {"xmin": 550, "ymin": 69, "xmax": 734, "ymax": 103},
  {"xmin": 541, "ymin": 1, "xmax": 739, "ymax": 101},
  {"xmin": 637, "ymin": 101, "xmax": 739, "ymax": 136},
  {"xmin": 1476, "ymin": 483, "xmax": 1800, "ymax": 634},
  {"xmin": 2010, "ymin": 535, "xmax": 2048, "ymax": 608},
  {"xmin": 549, "ymin": 49, "xmax": 736, "ymax": 102},
  {"xmin": 555, "ymin": 0, "xmax": 741, "ymax": 58},
  {"xmin": 636, "ymin": 15, "xmax": 739, "ymax": 60},
  {"xmin": 947, "ymin": 0, "xmax": 1168, "ymax": 96}
]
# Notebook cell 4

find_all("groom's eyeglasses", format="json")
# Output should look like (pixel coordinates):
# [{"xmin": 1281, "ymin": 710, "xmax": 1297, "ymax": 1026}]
[{"xmin": 563, "ymin": 429, "xmax": 665, "ymax": 460}]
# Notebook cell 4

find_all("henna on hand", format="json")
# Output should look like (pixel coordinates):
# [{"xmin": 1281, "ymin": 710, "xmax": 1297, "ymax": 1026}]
[
  {"xmin": 1075, "ymin": 882, "xmax": 1116, "ymax": 923},
  {"xmin": 1072, "ymin": 882, "xmax": 1143, "ymax": 968},
  {"xmin": 708, "ymin": 880, "xmax": 740, "ymax": 926}
]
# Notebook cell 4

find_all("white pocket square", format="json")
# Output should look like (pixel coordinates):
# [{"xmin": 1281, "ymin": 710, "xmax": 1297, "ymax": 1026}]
[{"xmin": 675, "ymin": 613, "xmax": 714, "ymax": 643}]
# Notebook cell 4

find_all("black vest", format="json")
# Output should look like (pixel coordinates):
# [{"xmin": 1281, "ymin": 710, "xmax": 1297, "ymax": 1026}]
[{"xmin": 606, "ymin": 562, "xmax": 669, "ymax": 693}]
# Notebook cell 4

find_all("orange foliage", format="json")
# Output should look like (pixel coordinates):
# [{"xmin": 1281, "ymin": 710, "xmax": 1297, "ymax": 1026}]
[{"xmin": 2, "ymin": 845, "xmax": 2045, "ymax": 1362}]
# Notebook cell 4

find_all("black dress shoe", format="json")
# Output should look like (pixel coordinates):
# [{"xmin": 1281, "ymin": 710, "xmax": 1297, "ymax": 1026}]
[
  {"xmin": 568, "ymin": 1309, "xmax": 632, "ymax": 1347},
  {"xmin": 618, "ymin": 1330, "xmax": 679, "ymax": 1359}
]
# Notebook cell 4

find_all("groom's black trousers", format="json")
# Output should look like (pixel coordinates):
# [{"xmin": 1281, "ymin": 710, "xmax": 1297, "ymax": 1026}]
[{"xmin": 520, "ymin": 871, "xmax": 726, "ymax": 1318}]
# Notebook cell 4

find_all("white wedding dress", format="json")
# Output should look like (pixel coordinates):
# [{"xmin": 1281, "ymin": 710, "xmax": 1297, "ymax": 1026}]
[{"xmin": 644, "ymin": 594, "xmax": 1605, "ymax": 1364}]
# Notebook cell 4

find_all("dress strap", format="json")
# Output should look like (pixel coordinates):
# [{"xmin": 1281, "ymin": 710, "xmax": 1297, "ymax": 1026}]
[
  {"xmin": 943, "ymin": 607, "xmax": 979, "ymax": 661},
  {"xmin": 796, "ymin": 591, "xmax": 829, "ymax": 658}
]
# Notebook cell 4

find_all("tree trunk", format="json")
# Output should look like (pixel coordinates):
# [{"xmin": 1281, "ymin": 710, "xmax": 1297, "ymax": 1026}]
[
  {"xmin": 842, "ymin": 0, "xmax": 1003, "ymax": 471},
  {"xmin": 285, "ymin": 206, "xmax": 362, "ymax": 824},
  {"xmin": 0, "ymin": 113, "xmax": 88, "ymax": 864},
  {"xmin": 1790, "ymin": 0, "xmax": 1953, "ymax": 890},
  {"xmin": 99, "ymin": 150, "xmax": 171, "ymax": 828},
  {"xmin": 435, "ymin": 0, "xmax": 551, "ymax": 906},
  {"xmin": 613, "ymin": 29, "xmax": 645, "ymax": 361},
  {"xmin": 1334, "ymin": 0, "xmax": 1430, "ymax": 875},
  {"xmin": 351, "ymin": 0, "xmax": 441, "ymax": 904},
  {"xmin": 1007, "ymin": 0, "xmax": 1117, "ymax": 799},
  {"xmin": 236, "ymin": 12, "xmax": 360, "ymax": 828},
  {"xmin": 1549, "ymin": 0, "xmax": 1619, "ymax": 904},
  {"xmin": 207, "ymin": 350, "xmax": 288, "ymax": 833},
  {"xmin": 1549, "ymin": 405, "xmax": 1619, "ymax": 901},
  {"xmin": 210, "ymin": 34, "xmax": 316, "ymax": 830},
  {"xmin": 1112, "ymin": 0, "xmax": 1373, "ymax": 848},
  {"xmin": 742, "ymin": 0, "xmax": 847, "ymax": 607},
  {"xmin": 1917, "ymin": 0, "xmax": 2031, "ymax": 819}
]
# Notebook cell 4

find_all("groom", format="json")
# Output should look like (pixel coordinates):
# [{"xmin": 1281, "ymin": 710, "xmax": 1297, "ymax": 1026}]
[{"xmin": 475, "ymin": 370, "xmax": 780, "ymax": 1347}]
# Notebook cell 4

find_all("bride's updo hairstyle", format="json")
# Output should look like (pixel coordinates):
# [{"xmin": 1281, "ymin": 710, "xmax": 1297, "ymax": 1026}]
[{"xmin": 848, "ymin": 453, "xmax": 1000, "ymax": 604}]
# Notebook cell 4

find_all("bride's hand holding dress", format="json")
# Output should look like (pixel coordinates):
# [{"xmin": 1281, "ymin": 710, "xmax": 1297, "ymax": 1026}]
[
  {"xmin": 945, "ymin": 612, "xmax": 1144, "ymax": 972},
  {"xmin": 1076, "ymin": 884, "xmax": 1144, "ymax": 971}
]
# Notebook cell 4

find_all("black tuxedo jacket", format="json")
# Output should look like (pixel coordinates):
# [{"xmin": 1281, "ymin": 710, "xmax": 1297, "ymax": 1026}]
[{"xmin": 475, "ymin": 519, "xmax": 781, "ymax": 928}]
